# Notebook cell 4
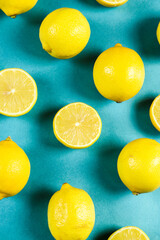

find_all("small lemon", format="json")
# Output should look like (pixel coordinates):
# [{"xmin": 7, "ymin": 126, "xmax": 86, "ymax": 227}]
[
  {"xmin": 48, "ymin": 183, "xmax": 95, "ymax": 240},
  {"xmin": 117, "ymin": 138, "xmax": 160, "ymax": 194},
  {"xmin": 108, "ymin": 226, "xmax": 149, "ymax": 240},
  {"xmin": 93, "ymin": 44, "xmax": 145, "ymax": 102},
  {"xmin": 0, "ymin": 0, "xmax": 38, "ymax": 18},
  {"xmin": 0, "ymin": 137, "xmax": 30, "ymax": 200},
  {"xmin": 39, "ymin": 8, "xmax": 91, "ymax": 59},
  {"xmin": 157, "ymin": 22, "xmax": 160, "ymax": 44},
  {"xmin": 96, "ymin": 0, "xmax": 128, "ymax": 7}
]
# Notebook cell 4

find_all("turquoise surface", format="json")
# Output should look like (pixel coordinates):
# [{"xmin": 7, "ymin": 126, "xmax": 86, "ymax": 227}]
[{"xmin": 0, "ymin": 0, "xmax": 160, "ymax": 239}]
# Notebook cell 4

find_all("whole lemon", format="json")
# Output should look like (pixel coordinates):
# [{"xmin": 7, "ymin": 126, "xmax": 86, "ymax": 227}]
[
  {"xmin": 39, "ymin": 8, "xmax": 91, "ymax": 59},
  {"xmin": 157, "ymin": 22, "xmax": 160, "ymax": 44},
  {"xmin": 0, "ymin": 137, "xmax": 30, "ymax": 200},
  {"xmin": 117, "ymin": 138, "xmax": 160, "ymax": 194},
  {"xmin": 0, "ymin": 0, "xmax": 38, "ymax": 18},
  {"xmin": 93, "ymin": 44, "xmax": 145, "ymax": 102},
  {"xmin": 48, "ymin": 183, "xmax": 95, "ymax": 240}
]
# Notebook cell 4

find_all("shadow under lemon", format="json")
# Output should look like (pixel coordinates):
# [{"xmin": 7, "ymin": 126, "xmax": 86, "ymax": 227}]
[
  {"xmin": 137, "ymin": 17, "xmax": 160, "ymax": 58},
  {"xmin": 37, "ymin": 107, "xmax": 65, "ymax": 149},
  {"xmin": 95, "ymin": 228, "xmax": 119, "ymax": 240},
  {"xmin": 97, "ymin": 144, "xmax": 127, "ymax": 193},
  {"xmin": 28, "ymin": 188, "xmax": 55, "ymax": 240},
  {"xmin": 72, "ymin": 50, "xmax": 109, "ymax": 102},
  {"xmin": 134, "ymin": 96, "xmax": 160, "ymax": 136}
]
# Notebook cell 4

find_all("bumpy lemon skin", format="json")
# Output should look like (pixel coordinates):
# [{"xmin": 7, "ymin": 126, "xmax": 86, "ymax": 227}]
[
  {"xmin": 0, "ymin": 137, "xmax": 30, "ymax": 200},
  {"xmin": 93, "ymin": 44, "xmax": 145, "ymax": 102},
  {"xmin": 39, "ymin": 8, "xmax": 91, "ymax": 59},
  {"xmin": 117, "ymin": 138, "xmax": 160, "ymax": 194},
  {"xmin": 48, "ymin": 183, "xmax": 95, "ymax": 240},
  {"xmin": 149, "ymin": 95, "xmax": 160, "ymax": 131},
  {"xmin": 157, "ymin": 22, "xmax": 160, "ymax": 44},
  {"xmin": 0, "ymin": 0, "xmax": 38, "ymax": 18},
  {"xmin": 96, "ymin": 0, "xmax": 128, "ymax": 7}
]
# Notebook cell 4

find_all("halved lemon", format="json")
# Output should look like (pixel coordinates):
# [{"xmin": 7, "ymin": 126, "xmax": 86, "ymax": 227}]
[
  {"xmin": 53, "ymin": 102, "xmax": 102, "ymax": 149},
  {"xmin": 108, "ymin": 227, "xmax": 150, "ymax": 240},
  {"xmin": 96, "ymin": 0, "xmax": 128, "ymax": 7},
  {"xmin": 149, "ymin": 95, "xmax": 160, "ymax": 131},
  {"xmin": 0, "ymin": 68, "xmax": 37, "ymax": 116}
]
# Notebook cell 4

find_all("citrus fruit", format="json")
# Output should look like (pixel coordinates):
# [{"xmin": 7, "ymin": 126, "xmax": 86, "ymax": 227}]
[
  {"xmin": 48, "ymin": 183, "xmax": 95, "ymax": 240},
  {"xmin": 108, "ymin": 226, "xmax": 149, "ymax": 240},
  {"xmin": 96, "ymin": 0, "xmax": 128, "ymax": 7},
  {"xmin": 0, "ymin": 68, "xmax": 37, "ymax": 116},
  {"xmin": 117, "ymin": 138, "xmax": 160, "ymax": 194},
  {"xmin": 0, "ymin": 137, "xmax": 30, "ymax": 200},
  {"xmin": 157, "ymin": 22, "xmax": 160, "ymax": 44},
  {"xmin": 150, "ymin": 95, "xmax": 160, "ymax": 131},
  {"xmin": 39, "ymin": 8, "xmax": 91, "ymax": 59},
  {"xmin": 53, "ymin": 102, "xmax": 102, "ymax": 149},
  {"xmin": 93, "ymin": 43, "xmax": 145, "ymax": 102},
  {"xmin": 0, "ymin": 0, "xmax": 38, "ymax": 18}
]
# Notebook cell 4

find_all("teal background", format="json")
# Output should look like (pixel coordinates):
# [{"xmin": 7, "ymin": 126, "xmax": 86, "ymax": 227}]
[{"xmin": 0, "ymin": 0, "xmax": 160, "ymax": 239}]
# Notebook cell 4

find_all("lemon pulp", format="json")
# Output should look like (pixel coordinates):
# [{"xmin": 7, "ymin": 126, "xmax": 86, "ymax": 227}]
[
  {"xmin": 96, "ymin": 0, "xmax": 128, "ymax": 7},
  {"xmin": 149, "ymin": 95, "xmax": 160, "ymax": 131},
  {"xmin": 53, "ymin": 102, "xmax": 102, "ymax": 149},
  {"xmin": 0, "ymin": 68, "xmax": 37, "ymax": 116},
  {"xmin": 108, "ymin": 226, "xmax": 149, "ymax": 240}
]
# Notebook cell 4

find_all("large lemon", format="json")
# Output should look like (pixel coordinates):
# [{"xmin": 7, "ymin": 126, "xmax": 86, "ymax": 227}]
[
  {"xmin": 48, "ymin": 183, "xmax": 95, "ymax": 240},
  {"xmin": 93, "ymin": 44, "xmax": 145, "ymax": 102},
  {"xmin": 0, "ymin": 137, "xmax": 30, "ymax": 200},
  {"xmin": 117, "ymin": 138, "xmax": 160, "ymax": 194},
  {"xmin": 96, "ymin": 0, "xmax": 128, "ymax": 7},
  {"xmin": 0, "ymin": 0, "xmax": 38, "ymax": 18},
  {"xmin": 39, "ymin": 8, "xmax": 91, "ymax": 59}
]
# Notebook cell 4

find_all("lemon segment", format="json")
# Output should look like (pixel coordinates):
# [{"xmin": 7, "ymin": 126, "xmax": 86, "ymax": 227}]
[
  {"xmin": 0, "ymin": 68, "xmax": 37, "ymax": 116},
  {"xmin": 96, "ymin": 0, "xmax": 128, "ymax": 7},
  {"xmin": 157, "ymin": 22, "xmax": 160, "ymax": 44},
  {"xmin": 108, "ymin": 226, "xmax": 149, "ymax": 240},
  {"xmin": 53, "ymin": 102, "xmax": 102, "ymax": 149},
  {"xmin": 150, "ymin": 95, "xmax": 160, "ymax": 131}
]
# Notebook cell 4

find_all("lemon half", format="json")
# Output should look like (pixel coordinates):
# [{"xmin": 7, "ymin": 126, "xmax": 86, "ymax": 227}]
[
  {"xmin": 0, "ymin": 68, "xmax": 37, "ymax": 116},
  {"xmin": 53, "ymin": 102, "xmax": 102, "ymax": 149},
  {"xmin": 108, "ymin": 226, "xmax": 149, "ymax": 240},
  {"xmin": 96, "ymin": 0, "xmax": 128, "ymax": 7},
  {"xmin": 150, "ymin": 95, "xmax": 160, "ymax": 131}
]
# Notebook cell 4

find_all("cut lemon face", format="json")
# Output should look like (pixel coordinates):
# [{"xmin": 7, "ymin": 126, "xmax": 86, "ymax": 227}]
[
  {"xmin": 149, "ymin": 95, "xmax": 160, "ymax": 131},
  {"xmin": 53, "ymin": 102, "xmax": 102, "ymax": 149},
  {"xmin": 108, "ymin": 227, "xmax": 150, "ymax": 240},
  {"xmin": 0, "ymin": 68, "xmax": 37, "ymax": 116},
  {"xmin": 96, "ymin": 0, "xmax": 128, "ymax": 7},
  {"xmin": 157, "ymin": 22, "xmax": 160, "ymax": 44}
]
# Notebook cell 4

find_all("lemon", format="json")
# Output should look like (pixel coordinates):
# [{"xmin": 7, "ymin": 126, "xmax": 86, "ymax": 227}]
[
  {"xmin": 0, "ymin": 68, "xmax": 37, "ymax": 116},
  {"xmin": 0, "ymin": 137, "xmax": 30, "ymax": 200},
  {"xmin": 93, "ymin": 43, "xmax": 145, "ymax": 102},
  {"xmin": 53, "ymin": 102, "xmax": 102, "ymax": 149},
  {"xmin": 96, "ymin": 0, "xmax": 128, "ymax": 7},
  {"xmin": 157, "ymin": 22, "xmax": 160, "ymax": 44},
  {"xmin": 117, "ymin": 138, "xmax": 160, "ymax": 194},
  {"xmin": 48, "ymin": 183, "xmax": 95, "ymax": 240},
  {"xmin": 149, "ymin": 95, "xmax": 160, "ymax": 131},
  {"xmin": 108, "ymin": 226, "xmax": 149, "ymax": 240},
  {"xmin": 0, "ymin": 0, "xmax": 38, "ymax": 18},
  {"xmin": 39, "ymin": 8, "xmax": 91, "ymax": 59}
]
